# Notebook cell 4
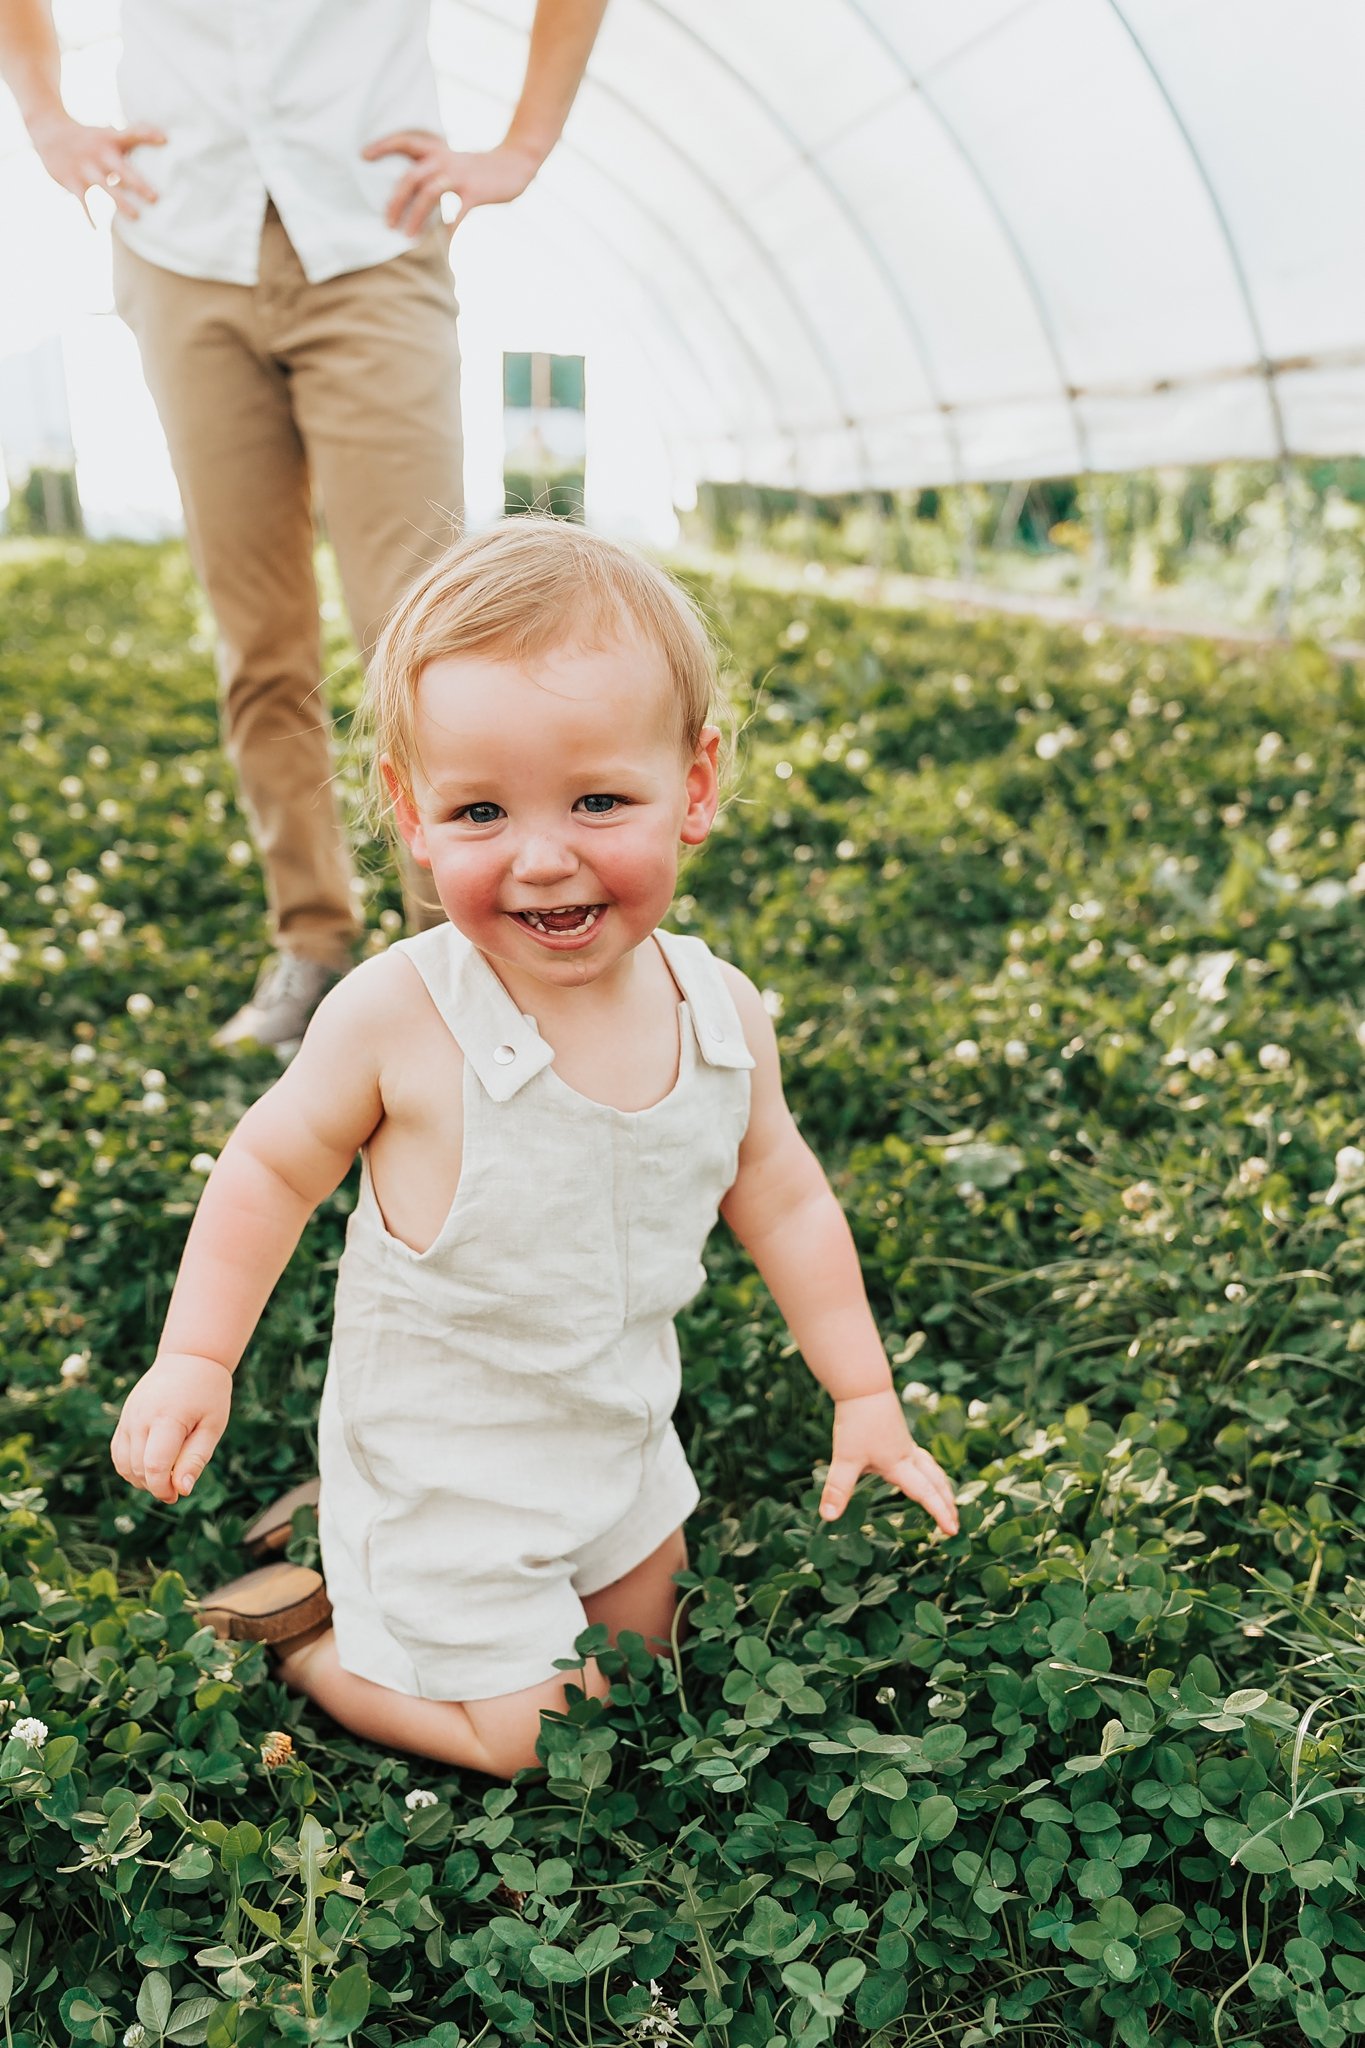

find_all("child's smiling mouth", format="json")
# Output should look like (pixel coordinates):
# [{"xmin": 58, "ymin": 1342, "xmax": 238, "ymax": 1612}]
[{"xmin": 510, "ymin": 904, "xmax": 607, "ymax": 942}]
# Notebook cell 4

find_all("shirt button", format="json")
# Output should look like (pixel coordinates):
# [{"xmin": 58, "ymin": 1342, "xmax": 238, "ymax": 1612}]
[{"xmin": 493, "ymin": 1044, "xmax": 516, "ymax": 1065}]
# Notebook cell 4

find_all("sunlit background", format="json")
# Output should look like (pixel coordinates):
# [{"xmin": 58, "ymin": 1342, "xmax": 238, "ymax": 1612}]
[{"xmin": 4, "ymin": 0, "xmax": 1365, "ymax": 626}]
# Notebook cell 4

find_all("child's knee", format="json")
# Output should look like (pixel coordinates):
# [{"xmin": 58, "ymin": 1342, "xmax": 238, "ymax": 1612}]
[{"xmin": 466, "ymin": 1663, "xmax": 610, "ymax": 1779}]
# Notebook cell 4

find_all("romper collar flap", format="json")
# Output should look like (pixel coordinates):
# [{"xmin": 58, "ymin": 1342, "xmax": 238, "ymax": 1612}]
[
  {"xmin": 395, "ymin": 926, "xmax": 555, "ymax": 1101},
  {"xmin": 454, "ymin": 944, "xmax": 557, "ymax": 1101},
  {"xmin": 655, "ymin": 928, "xmax": 756, "ymax": 1071}
]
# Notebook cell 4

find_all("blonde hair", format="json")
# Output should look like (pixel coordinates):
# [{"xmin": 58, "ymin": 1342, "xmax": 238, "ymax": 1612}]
[{"xmin": 364, "ymin": 518, "xmax": 727, "ymax": 815}]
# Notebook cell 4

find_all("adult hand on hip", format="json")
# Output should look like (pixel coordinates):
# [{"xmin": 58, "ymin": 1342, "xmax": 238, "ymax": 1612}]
[
  {"xmin": 362, "ymin": 131, "xmax": 540, "ymax": 239},
  {"xmin": 28, "ymin": 109, "xmax": 165, "ymax": 225}
]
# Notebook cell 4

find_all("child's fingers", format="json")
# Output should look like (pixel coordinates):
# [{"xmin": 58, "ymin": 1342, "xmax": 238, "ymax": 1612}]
[
  {"xmin": 171, "ymin": 1421, "xmax": 221, "ymax": 1499},
  {"xmin": 819, "ymin": 1455, "xmax": 865, "ymax": 1521},
  {"xmin": 109, "ymin": 1420, "xmax": 139, "ymax": 1486},
  {"xmin": 887, "ymin": 1447, "xmax": 959, "ymax": 1536},
  {"xmin": 142, "ymin": 1417, "xmax": 191, "ymax": 1504}
]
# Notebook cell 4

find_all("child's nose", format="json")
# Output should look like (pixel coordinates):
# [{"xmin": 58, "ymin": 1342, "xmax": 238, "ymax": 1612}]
[{"xmin": 511, "ymin": 831, "xmax": 577, "ymax": 883}]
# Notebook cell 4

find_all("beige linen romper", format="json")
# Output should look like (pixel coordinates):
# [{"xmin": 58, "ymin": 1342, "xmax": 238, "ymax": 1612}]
[{"xmin": 316, "ymin": 923, "xmax": 754, "ymax": 1700}]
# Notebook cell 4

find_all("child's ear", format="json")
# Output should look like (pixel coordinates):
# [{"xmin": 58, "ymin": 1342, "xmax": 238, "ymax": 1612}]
[
  {"xmin": 680, "ymin": 725, "xmax": 721, "ymax": 847},
  {"xmin": 381, "ymin": 756, "xmax": 432, "ymax": 868}
]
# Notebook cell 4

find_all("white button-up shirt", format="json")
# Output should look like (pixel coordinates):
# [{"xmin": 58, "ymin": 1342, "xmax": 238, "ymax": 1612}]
[{"xmin": 113, "ymin": 0, "xmax": 444, "ymax": 285}]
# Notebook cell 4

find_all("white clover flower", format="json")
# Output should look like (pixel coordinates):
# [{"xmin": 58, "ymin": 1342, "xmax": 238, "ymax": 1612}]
[
  {"xmin": 99, "ymin": 849, "xmax": 122, "ymax": 875},
  {"xmin": 1003, "ymin": 1039, "xmax": 1029, "ymax": 1067},
  {"xmin": 1258, "ymin": 1043, "xmax": 1291, "ymax": 1072},
  {"xmin": 71, "ymin": 1043, "xmax": 96, "ymax": 1066},
  {"xmin": 760, "ymin": 987, "xmax": 784, "ymax": 1018},
  {"xmin": 902, "ymin": 1380, "xmax": 932, "ymax": 1403},
  {"xmin": 126, "ymin": 993, "xmax": 154, "ymax": 1020},
  {"xmin": 10, "ymin": 1716, "xmax": 48, "ymax": 1746},
  {"xmin": 952, "ymin": 1039, "xmax": 981, "ymax": 1066},
  {"xmin": 404, "ymin": 1786, "xmax": 439, "ymax": 1810},
  {"xmin": 1255, "ymin": 731, "xmax": 1283, "ymax": 766},
  {"xmin": 1035, "ymin": 726, "xmax": 1078, "ymax": 761},
  {"xmin": 141, "ymin": 1069, "xmax": 166, "ymax": 1091},
  {"xmin": 141, "ymin": 1091, "xmax": 168, "ymax": 1114},
  {"xmin": 875, "ymin": 1686, "xmax": 896, "ymax": 1706},
  {"xmin": 1188, "ymin": 1047, "xmax": 1219, "ymax": 1078},
  {"xmin": 114, "ymin": 1514, "xmax": 135, "ymax": 1535},
  {"xmin": 634, "ymin": 1984, "xmax": 680, "ymax": 2042},
  {"xmin": 87, "ymin": 744, "xmax": 111, "ymax": 769},
  {"xmin": 1326, "ymin": 1145, "xmax": 1365, "ymax": 1206},
  {"xmin": 27, "ymin": 857, "xmax": 52, "ymax": 882},
  {"xmin": 227, "ymin": 841, "xmax": 253, "ymax": 868},
  {"xmin": 1121, "ymin": 1180, "xmax": 1157, "ymax": 1214},
  {"xmin": 40, "ymin": 946, "xmax": 64, "ymax": 971},
  {"xmin": 1224, "ymin": 1282, "xmax": 1248, "ymax": 1303},
  {"xmin": 60, "ymin": 1354, "xmax": 90, "ymax": 1384},
  {"xmin": 967, "ymin": 1398, "xmax": 990, "ymax": 1421},
  {"xmin": 190, "ymin": 1153, "xmax": 216, "ymax": 1176},
  {"xmin": 1237, "ymin": 1157, "xmax": 1269, "ymax": 1190},
  {"xmin": 835, "ymin": 839, "xmax": 857, "ymax": 860},
  {"xmin": 123, "ymin": 2025, "xmax": 149, "ymax": 2048}
]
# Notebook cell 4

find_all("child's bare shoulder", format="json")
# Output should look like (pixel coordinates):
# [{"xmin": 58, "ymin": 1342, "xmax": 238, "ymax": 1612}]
[
  {"xmin": 714, "ymin": 956, "xmax": 767, "ymax": 1022},
  {"xmin": 713, "ymin": 957, "xmax": 781, "ymax": 1065},
  {"xmin": 298, "ymin": 949, "xmax": 452, "ymax": 1066}
]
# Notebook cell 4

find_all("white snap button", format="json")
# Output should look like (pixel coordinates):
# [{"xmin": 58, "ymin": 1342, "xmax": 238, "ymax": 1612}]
[{"xmin": 493, "ymin": 1044, "xmax": 516, "ymax": 1065}]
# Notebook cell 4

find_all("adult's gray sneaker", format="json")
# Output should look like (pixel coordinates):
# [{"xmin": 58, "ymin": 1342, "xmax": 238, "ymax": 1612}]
[{"xmin": 211, "ymin": 952, "xmax": 346, "ymax": 1060}]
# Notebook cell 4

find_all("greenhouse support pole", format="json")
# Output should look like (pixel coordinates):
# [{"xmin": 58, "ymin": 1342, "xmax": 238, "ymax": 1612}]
[
  {"xmin": 957, "ymin": 486, "xmax": 976, "ymax": 588},
  {"xmin": 1274, "ymin": 456, "xmax": 1299, "ymax": 638},
  {"xmin": 1085, "ymin": 473, "xmax": 1110, "ymax": 609}
]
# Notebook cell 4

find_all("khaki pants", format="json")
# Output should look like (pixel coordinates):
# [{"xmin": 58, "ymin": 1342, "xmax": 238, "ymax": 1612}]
[{"xmin": 112, "ymin": 207, "xmax": 462, "ymax": 960}]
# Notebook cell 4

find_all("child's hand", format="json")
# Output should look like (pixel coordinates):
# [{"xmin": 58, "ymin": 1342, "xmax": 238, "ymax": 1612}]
[
  {"xmin": 110, "ymin": 1354, "xmax": 233, "ymax": 1506},
  {"xmin": 821, "ymin": 1389, "xmax": 959, "ymax": 1536}
]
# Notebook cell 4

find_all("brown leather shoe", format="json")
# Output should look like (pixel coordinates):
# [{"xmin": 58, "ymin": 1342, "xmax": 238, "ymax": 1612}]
[
  {"xmin": 195, "ymin": 1562, "xmax": 332, "ymax": 1645},
  {"xmin": 243, "ymin": 1476, "xmax": 322, "ymax": 1561}
]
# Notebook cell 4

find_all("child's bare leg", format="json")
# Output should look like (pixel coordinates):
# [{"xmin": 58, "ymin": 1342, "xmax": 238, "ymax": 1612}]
[
  {"xmin": 275, "ymin": 1632, "xmax": 609, "ymax": 1777},
  {"xmin": 581, "ymin": 1526, "xmax": 688, "ymax": 1655}
]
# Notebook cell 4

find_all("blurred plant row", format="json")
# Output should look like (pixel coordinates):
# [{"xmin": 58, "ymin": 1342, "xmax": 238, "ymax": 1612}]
[
  {"xmin": 0, "ymin": 541, "xmax": 1363, "ymax": 2046},
  {"xmin": 685, "ymin": 458, "xmax": 1365, "ymax": 642}
]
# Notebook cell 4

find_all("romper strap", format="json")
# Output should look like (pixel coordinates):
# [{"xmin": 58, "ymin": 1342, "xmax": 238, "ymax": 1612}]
[
  {"xmin": 389, "ymin": 926, "xmax": 555, "ymax": 1101},
  {"xmin": 654, "ymin": 929, "xmax": 756, "ymax": 1070}
]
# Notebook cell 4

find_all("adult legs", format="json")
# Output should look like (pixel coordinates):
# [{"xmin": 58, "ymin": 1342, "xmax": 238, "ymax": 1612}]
[
  {"xmin": 284, "ymin": 219, "xmax": 464, "ymax": 932},
  {"xmin": 111, "ymin": 233, "xmax": 360, "ymax": 969},
  {"xmin": 276, "ymin": 1526, "xmax": 686, "ymax": 1776}
]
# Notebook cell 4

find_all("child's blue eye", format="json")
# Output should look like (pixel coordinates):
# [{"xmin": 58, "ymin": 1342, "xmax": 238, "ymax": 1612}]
[
  {"xmin": 576, "ymin": 794, "xmax": 624, "ymax": 815},
  {"xmin": 455, "ymin": 802, "xmax": 504, "ymax": 825}
]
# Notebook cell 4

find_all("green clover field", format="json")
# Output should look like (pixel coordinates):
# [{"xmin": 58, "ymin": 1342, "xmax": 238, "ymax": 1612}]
[{"xmin": 2, "ymin": 540, "xmax": 1364, "ymax": 2048}]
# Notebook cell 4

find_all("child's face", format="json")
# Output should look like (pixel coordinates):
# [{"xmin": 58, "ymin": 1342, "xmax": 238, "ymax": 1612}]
[{"xmin": 388, "ymin": 629, "xmax": 719, "ymax": 994}]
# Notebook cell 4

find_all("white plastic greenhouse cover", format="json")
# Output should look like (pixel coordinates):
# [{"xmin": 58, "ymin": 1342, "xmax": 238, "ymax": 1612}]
[{"xmin": 4, "ymin": 0, "xmax": 1365, "ymax": 495}]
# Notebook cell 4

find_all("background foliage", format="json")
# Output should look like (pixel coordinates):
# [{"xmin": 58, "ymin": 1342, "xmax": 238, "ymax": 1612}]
[
  {"xmin": 2, "ymin": 541, "xmax": 1364, "ymax": 2047},
  {"xmin": 686, "ymin": 459, "xmax": 1365, "ymax": 644}
]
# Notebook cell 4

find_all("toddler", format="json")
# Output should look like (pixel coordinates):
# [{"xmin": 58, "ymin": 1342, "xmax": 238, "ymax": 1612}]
[{"xmin": 111, "ymin": 521, "xmax": 959, "ymax": 1777}]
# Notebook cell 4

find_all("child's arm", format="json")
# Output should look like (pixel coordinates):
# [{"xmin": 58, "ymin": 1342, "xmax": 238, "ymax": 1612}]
[
  {"xmin": 718, "ymin": 965, "xmax": 959, "ymax": 1538},
  {"xmin": 110, "ymin": 962, "xmax": 395, "ymax": 1508}
]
